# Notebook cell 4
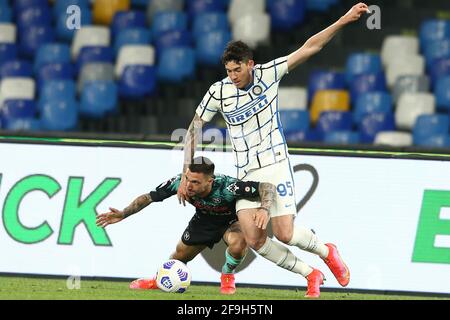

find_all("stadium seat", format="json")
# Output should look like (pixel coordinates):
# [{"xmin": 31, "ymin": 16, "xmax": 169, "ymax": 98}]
[
  {"xmin": 232, "ymin": 13, "xmax": 270, "ymax": 49},
  {"xmin": 381, "ymin": 35, "xmax": 419, "ymax": 67},
  {"xmin": 349, "ymin": 72, "xmax": 387, "ymax": 104},
  {"xmin": 310, "ymin": 90, "xmax": 350, "ymax": 124},
  {"xmin": 278, "ymin": 87, "xmax": 308, "ymax": 110},
  {"xmin": 155, "ymin": 30, "xmax": 192, "ymax": 56},
  {"xmin": 1, "ymin": 99, "xmax": 37, "ymax": 118},
  {"xmin": 316, "ymin": 111, "xmax": 353, "ymax": 140},
  {"xmin": 374, "ymin": 131, "xmax": 413, "ymax": 147},
  {"xmin": 429, "ymin": 58, "xmax": 450, "ymax": 88},
  {"xmin": 308, "ymin": 70, "xmax": 346, "ymax": 103},
  {"xmin": 395, "ymin": 93, "xmax": 435, "ymax": 130},
  {"xmin": 305, "ymin": 0, "xmax": 336, "ymax": 12},
  {"xmin": 118, "ymin": 65, "xmax": 156, "ymax": 98},
  {"xmin": 34, "ymin": 43, "xmax": 71, "ymax": 73},
  {"xmin": 279, "ymin": 110, "xmax": 310, "ymax": 134},
  {"xmin": 353, "ymin": 92, "xmax": 392, "ymax": 125},
  {"xmin": 114, "ymin": 28, "xmax": 152, "ymax": 56},
  {"xmin": 13, "ymin": 0, "xmax": 48, "ymax": 12},
  {"xmin": 268, "ymin": 0, "xmax": 306, "ymax": 31},
  {"xmin": 0, "ymin": 23, "xmax": 16, "ymax": 43},
  {"xmin": 229, "ymin": 0, "xmax": 265, "ymax": 25},
  {"xmin": 413, "ymin": 114, "xmax": 449, "ymax": 146},
  {"xmin": 392, "ymin": 75, "xmax": 430, "ymax": 103},
  {"xmin": 75, "ymin": 46, "xmax": 114, "ymax": 74},
  {"xmin": 0, "ymin": 43, "xmax": 17, "ymax": 65},
  {"xmin": 157, "ymin": 47, "xmax": 196, "ymax": 83},
  {"xmin": 419, "ymin": 19, "xmax": 450, "ymax": 50},
  {"xmin": 0, "ymin": 60, "xmax": 33, "ymax": 78},
  {"xmin": 77, "ymin": 63, "xmax": 115, "ymax": 93},
  {"xmin": 358, "ymin": 112, "xmax": 396, "ymax": 144},
  {"xmin": 423, "ymin": 39, "xmax": 450, "ymax": 69},
  {"xmin": 80, "ymin": 80, "xmax": 118, "ymax": 118},
  {"xmin": 345, "ymin": 52, "xmax": 382, "ymax": 84},
  {"xmin": 53, "ymin": 0, "xmax": 90, "ymax": 18},
  {"xmin": 0, "ymin": 4, "xmax": 12, "ymax": 23},
  {"xmin": 19, "ymin": 25, "xmax": 55, "ymax": 58},
  {"xmin": 0, "ymin": 78, "xmax": 35, "ymax": 105},
  {"xmin": 39, "ymin": 80, "xmax": 76, "ymax": 105},
  {"xmin": 55, "ymin": 6, "xmax": 92, "ymax": 42},
  {"xmin": 187, "ymin": 0, "xmax": 225, "ymax": 17},
  {"xmin": 71, "ymin": 26, "xmax": 110, "ymax": 60},
  {"xmin": 17, "ymin": 6, "xmax": 51, "ymax": 30},
  {"xmin": 4, "ymin": 118, "xmax": 41, "ymax": 131},
  {"xmin": 434, "ymin": 75, "xmax": 450, "ymax": 111},
  {"xmin": 146, "ymin": 0, "xmax": 184, "ymax": 24},
  {"xmin": 151, "ymin": 11, "xmax": 188, "ymax": 39},
  {"xmin": 93, "ymin": 0, "xmax": 130, "ymax": 25},
  {"xmin": 324, "ymin": 130, "xmax": 360, "ymax": 145},
  {"xmin": 115, "ymin": 45, "xmax": 155, "ymax": 77},
  {"xmin": 414, "ymin": 134, "xmax": 450, "ymax": 148},
  {"xmin": 386, "ymin": 54, "xmax": 425, "ymax": 88},
  {"xmin": 36, "ymin": 63, "xmax": 74, "ymax": 90},
  {"xmin": 285, "ymin": 129, "xmax": 320, "ymax": 143},
  {"xmin": 192, "ymin": 12, "xmax": 229, "ymax": 39},
  {"xmin": 111, "ymin": 10, "xmax": 147, "ymax": 37},
  {"xmin": 40, "ymin": 99, "xmax": 79, "ymax": 131},
  {"xmin": 196, "ymin": 30, "xmax": 231, "ymax": 66}
]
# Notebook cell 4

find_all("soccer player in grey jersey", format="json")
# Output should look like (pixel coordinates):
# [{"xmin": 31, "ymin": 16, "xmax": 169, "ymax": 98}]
[{"xmin": 178, "ymin": 3, "xmax": 370, "ymax": 297}]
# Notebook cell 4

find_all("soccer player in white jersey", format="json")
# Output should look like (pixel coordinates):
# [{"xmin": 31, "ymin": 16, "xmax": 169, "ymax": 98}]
[{"xmin": 178, "ymin": 3, "xmax": 370, "ymax": 298}]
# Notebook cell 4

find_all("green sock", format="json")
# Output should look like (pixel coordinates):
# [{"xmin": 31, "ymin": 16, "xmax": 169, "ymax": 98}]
[{"xmin": 222, "ymin": 249, "xmax": 245, "ymax": 274}]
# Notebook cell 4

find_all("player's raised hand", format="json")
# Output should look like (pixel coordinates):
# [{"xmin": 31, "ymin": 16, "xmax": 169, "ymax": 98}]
[
  {"xmin": 177, "ymin": 176, "xmax": 189, "ymax": 206},
  {"xmin": 253, "ymin": 208, "xmax": 270, "ymax": 230},
  {"xmin": 340, "ymin": 2, "xmax": 370, "ymax": 24},
  {"xmin": 96, "ymin": 207, "xmax": 124, "ymax": 227}
]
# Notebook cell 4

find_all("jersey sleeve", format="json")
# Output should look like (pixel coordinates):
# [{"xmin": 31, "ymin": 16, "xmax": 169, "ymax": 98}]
[
  {"xmin": 226, "ymin": 180, "xmax": 260, "ymax": 199},
  {"xmin": 195, "ymin": 83, "xmax": 221, "ymax": 122},
  {"xmin": 258, "ymin": 56, "xmax": 289, "ymax": 83},
  {"xmin": 149, "ymin": 175, "xmax": 181, "ymax": 202}
]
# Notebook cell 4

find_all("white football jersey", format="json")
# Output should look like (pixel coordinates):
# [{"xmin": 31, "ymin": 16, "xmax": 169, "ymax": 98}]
[{"xmin": 196, "ymin": 57, "xmax": 290, "ymax": 179}]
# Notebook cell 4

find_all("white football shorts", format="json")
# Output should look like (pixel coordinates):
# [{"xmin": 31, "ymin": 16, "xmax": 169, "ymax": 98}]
[{"xmin": 236, "ymin": 158, "xmax": 297, "ymax": 217}]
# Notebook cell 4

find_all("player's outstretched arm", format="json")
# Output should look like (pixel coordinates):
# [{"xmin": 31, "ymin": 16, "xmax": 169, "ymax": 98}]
[
  {"xmin": 177, "ymin": 114, "xmax": 206, "ymax": 206},
  {"xmin": 254, "ymin": 182, "xmax": 277, "ymax": 230},
  {"xmin": 96, "ymin": 194, "xmax": 153, "ymax": 228},
  {"xmin": 287, "ymin": 2, "xmax": 369, "ymax": 72}
]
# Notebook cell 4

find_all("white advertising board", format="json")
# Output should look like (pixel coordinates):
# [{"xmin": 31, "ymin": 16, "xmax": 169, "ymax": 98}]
[{"xmin": 0, "ymin": 142, "xmax": 449, "ymax": 294}]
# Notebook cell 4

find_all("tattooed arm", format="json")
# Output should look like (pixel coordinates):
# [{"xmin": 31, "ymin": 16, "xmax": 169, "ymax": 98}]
[
  {"xmin": 96, "ymin": 194, "xmax": 153, "ymax": 228},
  {"xmin": 253, "ymin": 182, "xmax": 276, "ymax": 230}
]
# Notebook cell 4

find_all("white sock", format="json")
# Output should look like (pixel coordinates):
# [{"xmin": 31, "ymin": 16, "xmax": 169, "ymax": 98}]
[
  {"xmin": 288, "ymin": 226, "xmax": 329, "ymax": 259},
  {"xmin": 257, "ymin": 237, "xmax": 313, "ymax": 277}
]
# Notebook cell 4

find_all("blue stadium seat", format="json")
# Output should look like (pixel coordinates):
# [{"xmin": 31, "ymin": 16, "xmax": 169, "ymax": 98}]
[
  {"xmin": 349, "ymin": 72, "xmax": 387, "ymax": 104},
  {"xmin": 53, "ymin": 0, "xmax": 90, "ymax": 18},
  {"xmin": 279, "ymin": 110, "xmax": 310, "ymax": 134},
  {"xmin": 286, "ymin": 129, "xmax": 320, "ymax": 142},
  {"xmin": 80, "ymin": 80, "xmax": 118, "ymax": 118},
  {"xmin": 187, "ymin": 0, "xmax": 225, "ymax": 17},
  {"xmin": 34, "ymin": 43, "xmax": 71, "ymax": 73},
  {"xmin": 305, "ymin": 0, "xmax": 336, "ymax": 12},
  {"xmin": 19, "ymin": 25, "xmax": 55, "ymax": 58},
  {"xmin": 429, "ymin": 57, "xmax": 450, "ymax": 88},
  {"xmin": 324, "ymin": 130, "xmax": 360, "ymax": 145},
  {"xmin": 196, "ymin": 30, "xmax": 231, "ymax": 66},
  {"xmin": 40, "ymin": 99, "xmax": 79, "ymax": 131},
  {"xmin": 37, "ymin": 62, "xmax": 74, "ymax": 90},
  {"xmin": 414, "ymin": 134, "xmax": 450, "ymax": 148},
  {"xmin": 151, "ymin": 11, "xmax": 187, "ymax": 38},
  {"xmin": 192, "ymin": 12, "xmax": 229, "ymax": 39},
  {"xmin": 17, "ymin": 6, "xmax": 51, "ymax": 29},
  {"xmin": 55, "ymin": 7, "xmax": 92, "ymax": 42},
  {"xmin": 435, "ymin": 75, "xmax": 450, "ymax": 111},
  {"xmin": 76, "ymin": 46, "xmax": 113, "ymax": 74},
  {"xmin": 14, "ymin": 0, "xmax": 49, "ymax": 12},
  {"xmin": 1, "ymin": 99, "xmax": 37, "ymax": 118},
  {"xmin": 419, "ymin": 19, "xmax": 450, "ymax": 49},
  {"xmin": 111, "ymin": 10, "xmax": 147, "ymax": 37},
  {"xmin": 316, "ymin": 111, "xmax": 353, "ymax": 140},
  {"xmin": 0, "ymin": 60, "xmax": 33, "ymax": 78},
  {"xmin": 0, "ymin": 4, "xmax": 12, "ymax": 22},
  {"xmin": 308, "ymin": 70, "xmax": 346, "ymax": 103},
  {"xmin": 359, "ymin": 112, "xmax": 396, "ymax": 143},
  {"xmin": 0, "ymin": 43, "xmax": 17, "ymax": 65},
  {"xmin": 39, "ymin": 80, "xmax": 76, "ymax": 105},
  {"xmin": 413, "ymin": 114, "xmax": 449, "ymax": 146},
  {"xmin": 155, "ymin": 30, "xmax": 192, "ymax": 56},
  {"xmin": 118, "ymin": 65, "xmax": 156, "ymax": 98},
  {"xmin": 424, "ymin": 39, "xmax": 450, "ymax": 69},
  {"xmin": 157, "ymin": 47, "xmax": 196, "ymax": 83},
  {"xmin": 345, "ymin": 53, "xmax": 382, "ymax": 84},
  {"xmin": 353, "ymin": 92, "xmax": 393, "ymax": 125},
  {"xmin": 4, "ymin": 118, "xmax": 41, "ymax": 131},
  {"xmin": 114, "ymin": 28, "xmax": 152, "ymax": 56},
  {"xmin": 268, "ymin": 0, "xmax": 306, "ymax": 31}
]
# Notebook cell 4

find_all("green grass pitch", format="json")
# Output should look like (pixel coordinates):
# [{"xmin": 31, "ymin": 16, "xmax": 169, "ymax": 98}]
[{"xmin": 0, "ymin": 276, "xmax": 448, "ymax": 300}]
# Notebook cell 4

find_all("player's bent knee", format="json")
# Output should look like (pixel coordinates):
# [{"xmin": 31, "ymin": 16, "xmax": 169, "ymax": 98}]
[{"xmin": 273, "ymin": 231, "xmax": 293, "ymax": 244}]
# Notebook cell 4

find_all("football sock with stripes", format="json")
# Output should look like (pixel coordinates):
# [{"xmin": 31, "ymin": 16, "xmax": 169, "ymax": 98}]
[
  {"xmin": 222, "ymin": 248, "xmax": 245, "ymax": 274},
  {"xmin": 257, "ymin": 237, "xmax": 313, "ymax": 277},
  {"xmin": 288, "ymin": 226, "xmax": 329, "ymax": 259}
]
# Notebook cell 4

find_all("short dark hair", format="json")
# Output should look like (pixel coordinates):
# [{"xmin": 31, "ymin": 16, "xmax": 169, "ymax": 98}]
[
  {"xmin": 221, "ymin": 40, "xmax": 253, "ymax": 65},
  {"xmin": 189, "ymin": 157, "xmax": 215, "ymax": 177}
]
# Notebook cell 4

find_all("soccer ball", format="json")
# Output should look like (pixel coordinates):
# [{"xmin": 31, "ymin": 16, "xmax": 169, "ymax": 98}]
[{"xmin": 156, "ymin": 259, "xmax": 191, "ymax": 293}]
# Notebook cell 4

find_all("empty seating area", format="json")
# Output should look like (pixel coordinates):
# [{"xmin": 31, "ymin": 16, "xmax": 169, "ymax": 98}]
[{"xmin": 0, "ymin": 0, "xmax": 449, "ymax": 150}]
